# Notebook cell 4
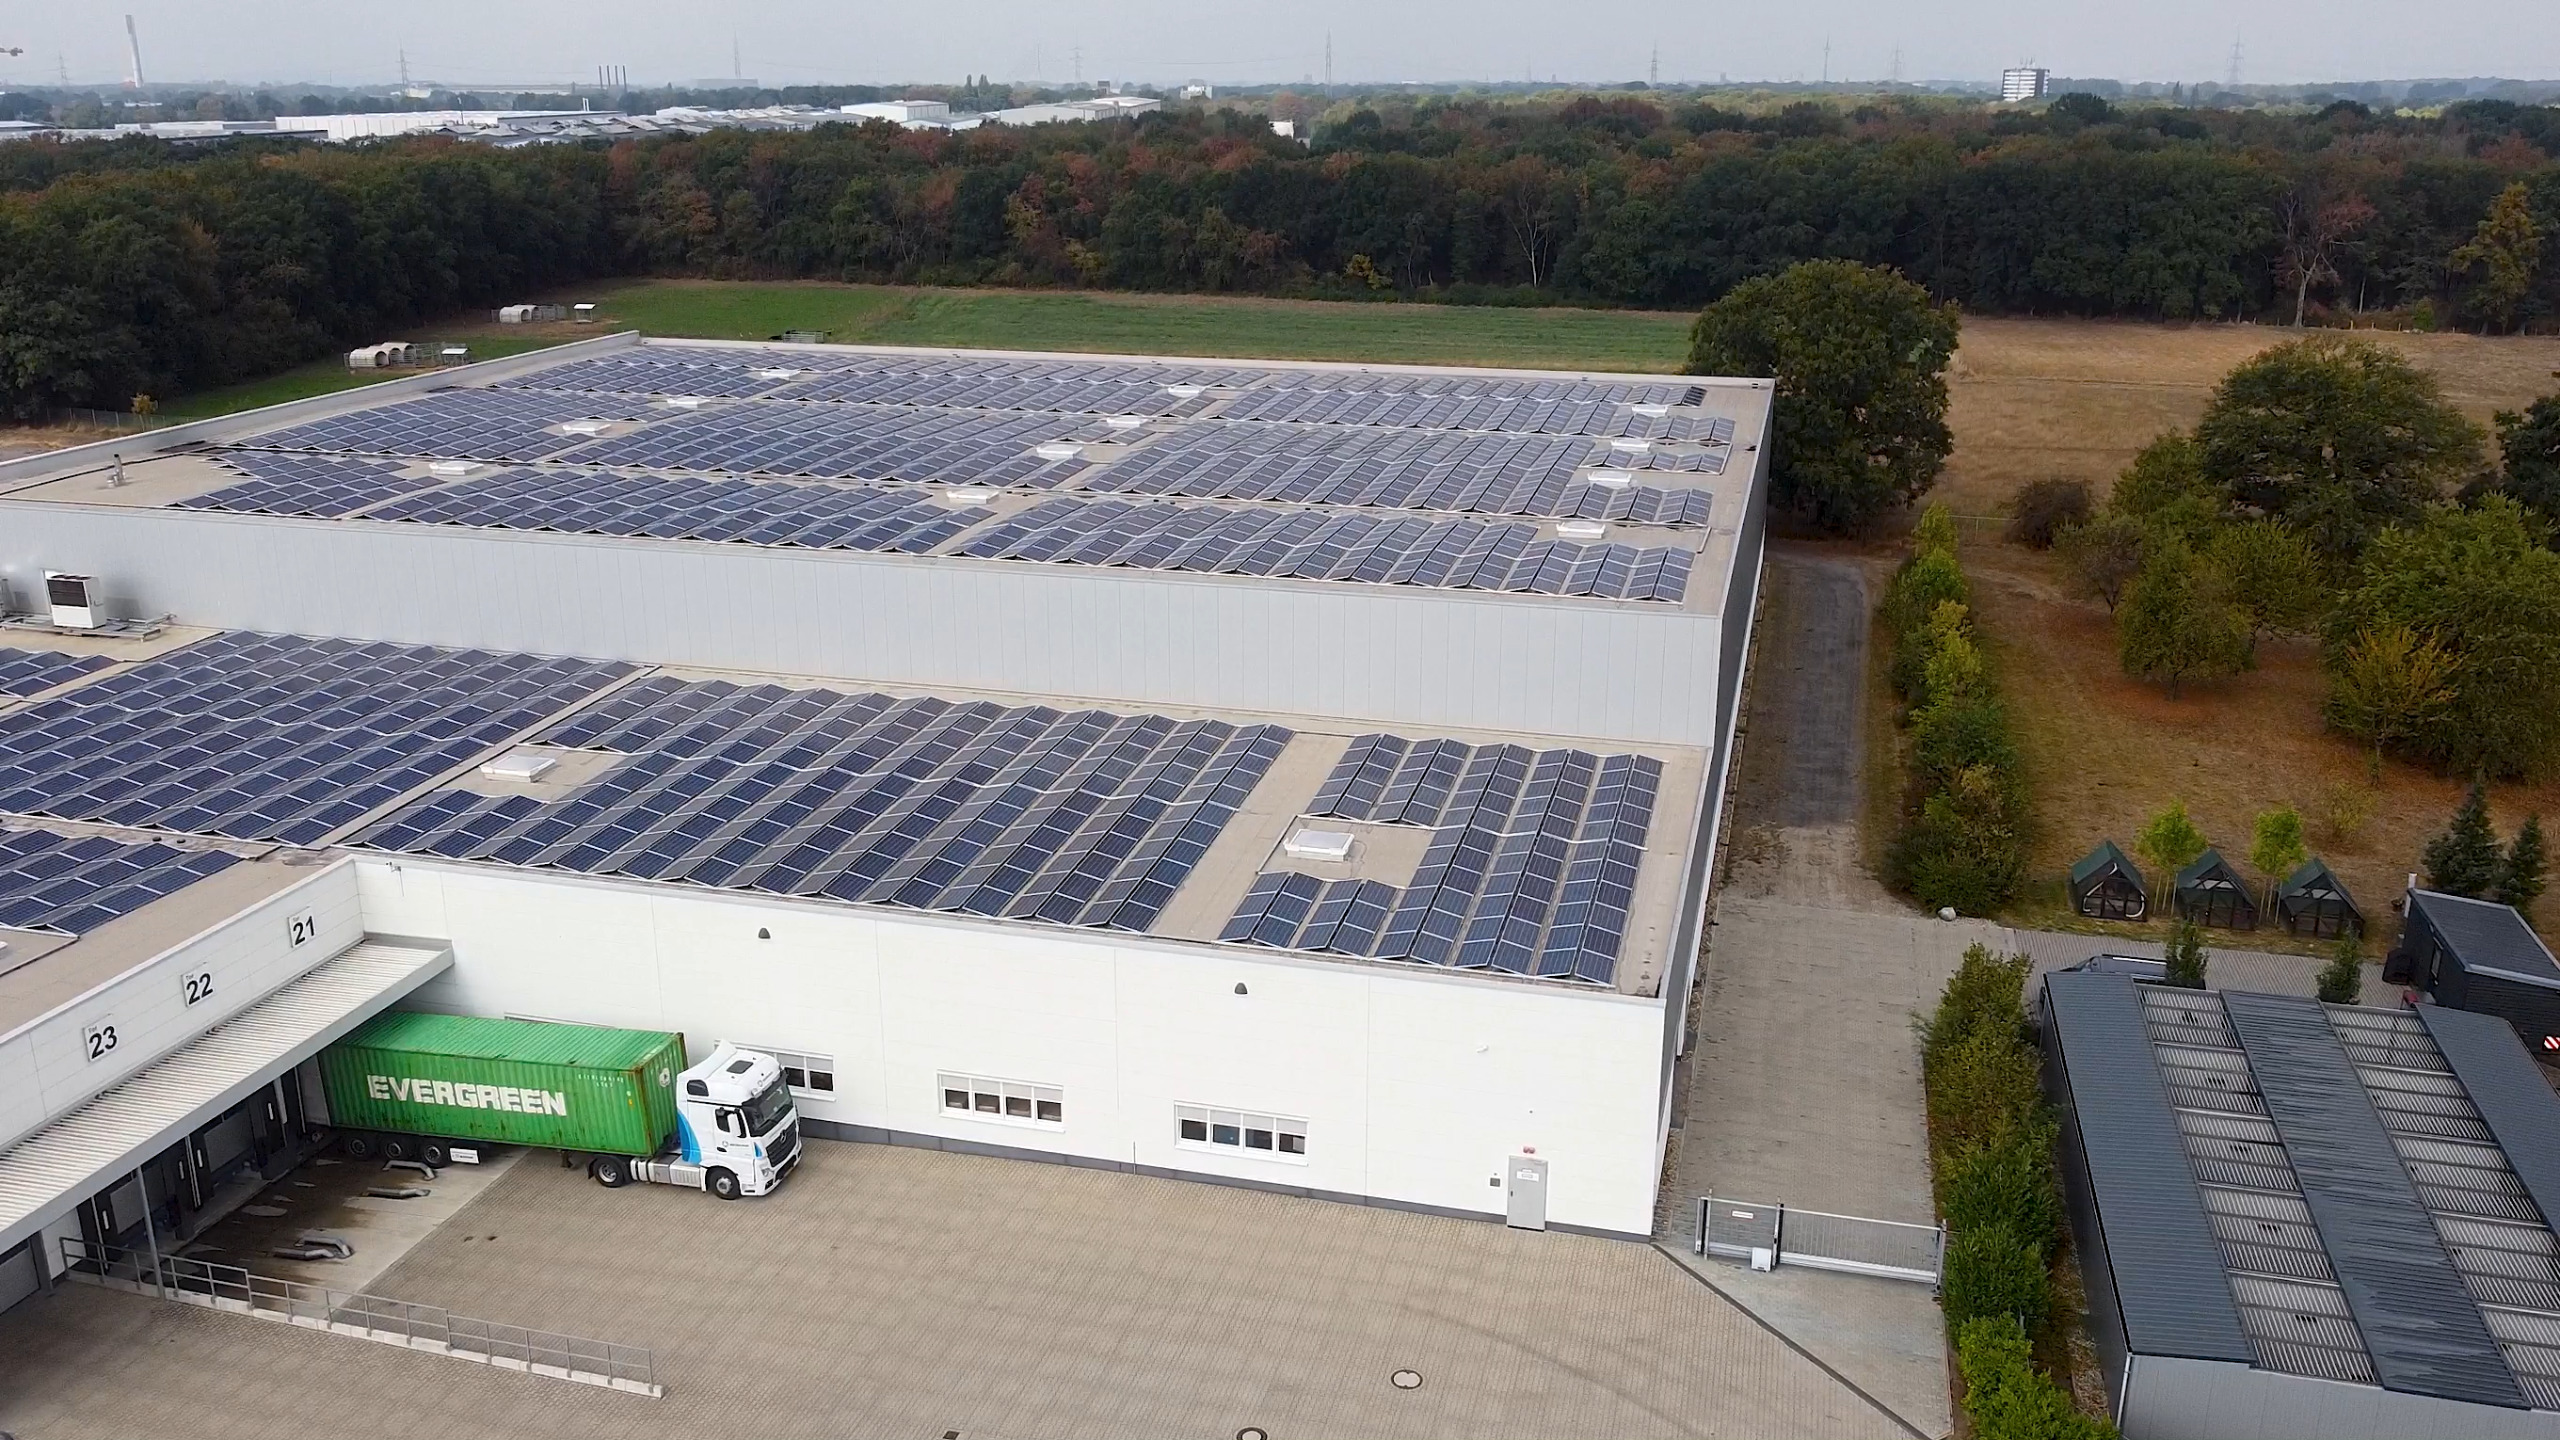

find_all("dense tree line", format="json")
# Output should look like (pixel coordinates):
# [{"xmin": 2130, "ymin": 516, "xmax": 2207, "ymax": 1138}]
[{"xmin": 2, "ymin": 92, "xmax": 2557, "ymax": 414}]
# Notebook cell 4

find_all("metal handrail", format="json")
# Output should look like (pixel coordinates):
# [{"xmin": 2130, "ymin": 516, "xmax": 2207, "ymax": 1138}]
[
  {"xmin": 58, "ymin": 1236, "xmax": 659, "ymax": 1395},
  {"xmin": 1693, "ymin": 1193, "xmax": 1946, "ymax": 1287}
]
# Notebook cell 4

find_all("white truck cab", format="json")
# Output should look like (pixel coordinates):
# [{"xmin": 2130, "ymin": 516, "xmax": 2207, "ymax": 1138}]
[{"xmin": 599, "ymin": 1041, "xmax": 802, "ymax": 1198}]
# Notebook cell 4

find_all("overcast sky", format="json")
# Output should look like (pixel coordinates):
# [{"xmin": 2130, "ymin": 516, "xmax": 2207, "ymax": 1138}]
[{"xmin": 4, "ymin": 0, "xmax": 2550, "ymax": 91}]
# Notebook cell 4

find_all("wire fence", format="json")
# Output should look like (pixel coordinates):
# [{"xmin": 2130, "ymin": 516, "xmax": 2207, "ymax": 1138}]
[
  {"xmin": 24, "ymin": 407, "xmax": 179, "ymax": 433},
  {"xmin": 59, "ymin": 1236, "xmax": 661, "ymax": 1396},
  {"xmin": 1695, "ymin": 1194, "xmax": 1945, "ymax": 1286}
]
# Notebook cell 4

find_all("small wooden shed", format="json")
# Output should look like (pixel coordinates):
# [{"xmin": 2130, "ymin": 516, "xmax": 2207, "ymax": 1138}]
[
  {"xmin": 2273, "ymin": 859, "xmax": 2362, "ymax": 940},
  {"xmin": 2070, "ymin": 840, "xmax": 2148, "ymax": 921},
  {"xmin": 2175, "ymin": 848, "xmax": 2260, "ymax": 930}
]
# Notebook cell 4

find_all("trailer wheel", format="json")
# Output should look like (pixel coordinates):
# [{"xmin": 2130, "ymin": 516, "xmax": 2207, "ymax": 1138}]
[
  {"xmin": 707, "ymin": 1167, "xmax": 741, "ymax": 1200},
  {"xmin": 342, "ymin": 1133, "xmax": 376, "ymax": 1160},
  {"xmin": 590, "ymin": 1155, "xmax": 631, "ymax": 1188},
  {"xmin": 418, "ymin": 1140, "xmax": 450, "ymax": 1168},
  {"xmin": 381, "ymin": 1135, "xmax": 414, "ymax": 1162}
]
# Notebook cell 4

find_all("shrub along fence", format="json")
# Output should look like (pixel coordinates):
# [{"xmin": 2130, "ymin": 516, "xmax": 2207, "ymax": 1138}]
[
  {"xmin": 1885, "ymin": 505, "xmax": 2033, "ymax": 914},
  {"xmin": 1921, "ymin": 944, "xmax": 2115, "ymax": 1439}
]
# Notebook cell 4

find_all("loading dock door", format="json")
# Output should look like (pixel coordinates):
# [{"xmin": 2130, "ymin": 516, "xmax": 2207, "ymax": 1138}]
[{"xmin": 1506, "ymin": 1155, "xmax": 1549, "ymax": 1230}]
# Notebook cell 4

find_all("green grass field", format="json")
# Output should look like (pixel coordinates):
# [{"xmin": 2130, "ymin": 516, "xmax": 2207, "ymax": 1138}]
[
  {"xmin": 137, "ymin": 281, "xmax": 1696, "ymax": 424},
  {"xmin": 158, "ymin": 335, "xmax": 578, "ymax": 420},
  {"xmin": 571, "ymin": 280, "xmax": 1698, "ymax": 373}
]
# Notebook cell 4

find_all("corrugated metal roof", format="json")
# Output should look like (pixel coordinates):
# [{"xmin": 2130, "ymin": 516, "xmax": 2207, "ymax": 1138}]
[
  {"xmin": 2417, "ymin": 1003, "xmax": 2560, "ymax": 1238},
  {"xmin": 2411, "ymin": 889, "xmax": 2560, "ymax": 988},
  {"xmin": 2222, "ymin": 991, "xmax": 2527, "ymax": 1409},
  {"xmin": 337, "ymin": 1010, "xmax": 677, "ymax": 1071},
  {"xmin": 0, "ymin": 939, "xmax": 450, "ymax": 1256},
  {"xmin": 2042, "ymin": 970, "xmax": 2254, "ymax": 1363}
]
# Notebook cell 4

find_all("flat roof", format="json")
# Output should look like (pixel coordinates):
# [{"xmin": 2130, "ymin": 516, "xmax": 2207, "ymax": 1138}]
[
  {"xmin": 2046, "ymin": 970, "xmax": 2560, "ymax": 1410},
  {"xmin": 1, "ymin": 339, "xmax": 1765, "ymax": 617},
  {"xmin": 0, "ymin": 629, "xmax": 1699, "ymax": 998},
  {"xmin": 2411, "ymin": 888, "xmax": 2560, "ymax": 988}
]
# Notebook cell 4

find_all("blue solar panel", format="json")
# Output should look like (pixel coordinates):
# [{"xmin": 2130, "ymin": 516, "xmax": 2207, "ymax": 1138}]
[
  {"xmin": 0, "ymin": 633, "xmax": 633, "ymax": 845},
  {"xmin": 366, "ymin": 468, "xmax": 988, "ymax": 553},
  {"xmin": 244, "ymin": 391, "xmax": 648, "ymax": 462},
  {"xmin": 1083, "ymin": 425, "xmax": 1721, "ymax": 519},
  {"xmin": 568, "ymin": 403, "xmax": 1107, "ymax": 486},
  {"xmin": 954, "ymin": 498, "xmax": 1693, "ymax": 602},
  {"xmin": 356, "ymin": 677, "xmax": 1292, "ymax": 935},
  {"xmin": 1220, "ymin": 736, "xmax": 1659, "ymax": 986},
  {"xmin": 173, "ymin": 454, "xmax": 429, "ymax": 518},
  {"xmin": 0, "ymin": 828, "xmax": 240, "ymax": 935},
  {"xmin": 0, "ymin": 647, "xmax": 112, "ymax": 698}
]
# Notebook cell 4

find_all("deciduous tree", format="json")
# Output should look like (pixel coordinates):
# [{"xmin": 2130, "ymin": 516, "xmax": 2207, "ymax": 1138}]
[
  {"xmin": 2323, "ymin": 623, "xmax": 2459, "ymax": 779},
  {"xmin": 2250, "ymin": 806, "xmax": 2308, "ymax": 884},
  {"xmin": 1687, "ymin": 259, "xmax": 1960, "ymax": 534},
  {"xmin": 2118, "ymin": 536, "xmax": 2252, "ymax": 697},
  {"xmin": 2055, "ymin": 513, "xmax": 2145, "ymax": 612},
  {"xmin": 2194, "ymin": 337, "xmax": 2485, "ymax": 564},
  {"xmin": 2450, "ymin": 182, "xmax": 2546, "ymax": 334},
  {"xmin": 2211, "ymin": 519, "xmax": 2329, "ymax": 649},
  {"xmin": 2137, "ymin": 801, "xmax": 2209, "ymax": 884}
]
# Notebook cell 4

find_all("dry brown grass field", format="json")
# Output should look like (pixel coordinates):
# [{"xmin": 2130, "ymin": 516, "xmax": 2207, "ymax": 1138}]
[{"xmin": 1940, "ymin": 319, "xmax": 2560, "ymax": 947}]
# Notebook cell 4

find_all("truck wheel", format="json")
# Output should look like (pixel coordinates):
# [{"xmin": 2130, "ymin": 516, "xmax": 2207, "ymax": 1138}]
[
  {"xmin": 707, "ymin": 1168, "xmax": 741, "ymax": 1200},
  {"xmin": 381, "ymin": 1135, "xmax": 414, "ymax": 1162},
  {"xmin": 343, "ymin": 1133, "xmax": 376, "ymax": 1160},
  {"xmin": 419, "ymin": 1141, "xmax": 450, "ymax": 1168},
  {"xmin": 590, "ymin": 1155, "xmax": 631, "ymax": 1188}
]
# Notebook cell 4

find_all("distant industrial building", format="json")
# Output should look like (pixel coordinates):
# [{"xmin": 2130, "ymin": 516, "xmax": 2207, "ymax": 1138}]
[
  {"xmin": 2043, "ymin": 969, "xmax": 2560, "ymax": 1439},
  {"xmin": 2001, "ymin": 66, "xmax": 2052, "ymax": 102}
]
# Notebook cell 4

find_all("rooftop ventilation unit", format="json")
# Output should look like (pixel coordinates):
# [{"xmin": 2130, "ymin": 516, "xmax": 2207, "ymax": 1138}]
[
  {"xmin": 478, "ymin": 750, "xmax": 558, "ymax": 783},
  {"xmin": 1608, "ymin": 438, "xmax": 1653, "ymax": 454},
  {"xmin": 1103, "ymin": 415, "xmax": 1147, "ymax": 430},
  {"xmin": 663, "ymin": 395, "xmax": 709, "ymax": 409},
  {"xmin": 44, "ymin": 572, "xmax": 99, "ymax": 631},
  {"xmin": 943, "ymin": 486, "xmax": 997, "ymax": 506},
  {"xmin": 1035, "ymin": 442, "xmax": 1084, "ymax": 462},
  {"xmin": 1630, "ymin": 403, "xmax": 1670, "ymax": 418},
  {"xmin": 1282, "ymin": 829, "xmax": 1357, "ymax": 863},
  {"xmin": 428, "ymin": 461, "xmax": 479, "ymax": 476},
  {"xmin": 1585, "ymin": 469, "xmax": 1634, "ymax": 488},
  {"xmin": 1556, "ymin": 519, "xmax": 1609, "ymax": 541},
  {"xmin": 558, "ymin": 419, "xmax": 614, "ymax": 437},
  {"xmin": 751, "ymin": 367, "xmax": 803, "ymax": 381},
  {"xmin": 1164, "ymin": 384, "xmax": 1205, "ymax": 399}
]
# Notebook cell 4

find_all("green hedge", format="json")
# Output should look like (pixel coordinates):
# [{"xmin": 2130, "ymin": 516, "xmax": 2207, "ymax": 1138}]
[
  {"xmin": 1884, "ymin": 506, "xmax": 2032, "ymax": 914},
  {"xmin": 1957, "ymin": 1318, "xmax": 2117, "ymax": 1440},
  {"xmin": 1925, "ymin": 946, "xmax": 2113, "ymax": 1436}
]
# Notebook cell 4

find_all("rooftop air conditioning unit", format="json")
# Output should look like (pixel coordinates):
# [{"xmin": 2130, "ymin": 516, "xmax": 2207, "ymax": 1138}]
[
  {"xmin": 478, "ymin": 750, "xmax": 558, "ymax": 783},
  {"xmin": 943, "ymin": 486, "xmax": 997, "ymax": 506},
  {"xmin": 1556, "ymin": 519, "xmax": 1609, "ymax": 541},
  {"xmin": 1630, "ymin": 403, "xmax": 1671, "ymax": 418},
  {"xmin": 1585, "ymin": 469, "xmax": 1634, "ymax": 488},
  {"xmin": 44, "ymin": 572, "xmax": 100, "ymax": 631},
  {"xmin": 1103, "ymin": 415, "xmax": 1147, "ymax": 430},
  {"xmin": 1035, "ymin": 442, "xmax": 1084, "ymax": 462}
]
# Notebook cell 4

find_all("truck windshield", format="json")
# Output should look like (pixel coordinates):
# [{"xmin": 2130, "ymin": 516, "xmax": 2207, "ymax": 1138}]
[{"xmin": 741, "ymin": 1077, "xmax": 796, "ymax": 1135}]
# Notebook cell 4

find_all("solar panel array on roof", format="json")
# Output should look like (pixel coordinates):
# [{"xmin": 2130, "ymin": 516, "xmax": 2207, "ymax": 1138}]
[
  {"xmin": 771, "ymin": 371, "xmax": 1218, "ymax": 417},
  {"xmin": 499, "ymin": 348, "xmax": 853, "ymax": 398},
  {"xmin": 0, "ymin": 828, "xmax": 240, "ymax": 935},
  {"xmin": 356, "ymin": 676, "xmax": 1290, "ymax": 935},
  {"xmin": 566, "ymin": 402, "xmax": 1105, "ymax": 486},
  {"xmin": 245, "ymin": 390, "xmax": 647, "ymax": 462},
  {"xmin": 953, "ymin": 497, "xmax": 1693, "ymax": 601},
  {"xmin": 1084, "ymin": 426, "xmax": 1723, "ymax": 516},
  {"xmin": 0, "ymin": 647, "xmax": 111, "ymax": 698},
  {"xmin": 171, "ymin": 454, "xmax": 428, "ymax": 518},
  {"xmin": 1213, "ymin": 389, "xmax": 1726, "ymax": 438},
  {"xmin": 1220, "ymin": 735, "xmax": 1658, "ymax": 984},
  {"xmin": 0, "ymin": 633, "xmax": 633, "ymax": 846},
  {"xmin": 368, "ymin": 468, "xmax": 989, "ymax": 553}
]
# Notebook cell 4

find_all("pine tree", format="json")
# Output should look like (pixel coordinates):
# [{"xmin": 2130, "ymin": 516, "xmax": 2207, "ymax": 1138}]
[
  {"xmin": 2164, "ymin": 917, "xmax": 2209, "ymax": 990},
  {"xmin": 2500, "ymin": 815, "xmax": 2547, "ymax": 918},
  {"xmin": 2423, "ymin": 784, "xmax": 2503, "ymax": 897},
  {"xmin": 2316, "ymin": 930, "xmax": 2362, "ymax": 1005}
]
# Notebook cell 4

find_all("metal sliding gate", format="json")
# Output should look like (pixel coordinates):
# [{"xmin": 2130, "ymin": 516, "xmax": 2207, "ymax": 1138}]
[{"xmin": 1695, "ymin": 1194, "xmax": 1945, "ymax": 1286}]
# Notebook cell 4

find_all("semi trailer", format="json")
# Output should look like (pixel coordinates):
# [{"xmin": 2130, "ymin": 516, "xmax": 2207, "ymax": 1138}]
[{"xmin": 317, "ymin": 1012, "xmax": 801, "ymax": 1199}]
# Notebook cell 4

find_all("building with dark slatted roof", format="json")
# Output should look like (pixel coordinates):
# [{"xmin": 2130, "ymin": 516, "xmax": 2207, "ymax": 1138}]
[
  {"xmin": 0, "ymin": 335, "xmax": 1770, "ymax": 1260},
  {"xmin": 2043, "ymin": 967, "xmax": 2560, "ymax": 1439}
]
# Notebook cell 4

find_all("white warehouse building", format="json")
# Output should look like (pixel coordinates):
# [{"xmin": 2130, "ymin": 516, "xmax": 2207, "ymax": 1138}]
[{"xmin": 0, "ymin": 334, "xmax": 1768, "ymax": 1307}]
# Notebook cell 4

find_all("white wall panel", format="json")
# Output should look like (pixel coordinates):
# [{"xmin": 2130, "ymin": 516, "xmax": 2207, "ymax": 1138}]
[
  {"xmin": 2, "ymin": 506, "xmax": 1726, "ymax": 746},
  {"xmin": 354, "ymin": 859, "xmax": 1665, "ymax": 1234},
  {"xmin": 0, "ymin": 861, "xmax": 363, "ymax": 1150}
]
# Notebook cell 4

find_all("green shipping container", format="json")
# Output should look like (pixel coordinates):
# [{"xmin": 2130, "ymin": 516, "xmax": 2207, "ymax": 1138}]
[{"xmin": 319, "ymin": 1012, "xmax": 685, "ymax": 1157}]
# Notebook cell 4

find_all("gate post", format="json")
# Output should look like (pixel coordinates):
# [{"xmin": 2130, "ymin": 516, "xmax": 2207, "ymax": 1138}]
[
  {"xmin": 1695, "ymin": 1196, "xmax": 1708, "ymax": 1255},
  {"xmin": 1772, "ymin": 1202, "xmax": 1787, "ymax": 1268}
]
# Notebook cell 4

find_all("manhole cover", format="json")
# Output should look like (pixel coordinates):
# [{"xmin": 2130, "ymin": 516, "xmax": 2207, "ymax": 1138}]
[
  {"xmin": 1237, "ymin": 1428, "xmax": 1270, "ymax": 1440},
  {"xmin": 1391, "ymin": 1369, "xmax": 1424, "ymax": 1390}
]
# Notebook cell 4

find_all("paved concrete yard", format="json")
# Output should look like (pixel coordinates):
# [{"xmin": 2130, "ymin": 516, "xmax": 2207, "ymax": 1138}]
[{"xmin": 0, "ymin": 1140, "xmax": 1910, "ymax": 1440}]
